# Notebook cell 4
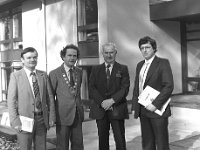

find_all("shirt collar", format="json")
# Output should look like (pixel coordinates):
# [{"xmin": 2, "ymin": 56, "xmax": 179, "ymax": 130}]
[
  {"xmin": 24, "ymin": 67, "xmax": 36, "ymax": 77},
  {"xmin": 64, "ymin": 63, "xmax": 74, "ymax": 72},
  {"xmin": 145, "ymin": 55, "xmax": 155, "ymax": 65},
  {"xmin": 105, "ymin": 63, "xmax": 113, "ymax": 68}
]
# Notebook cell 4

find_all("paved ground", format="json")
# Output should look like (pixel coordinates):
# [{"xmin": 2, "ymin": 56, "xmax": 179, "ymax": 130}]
[
  {"xmin": 46, "ymin": 111, "xmax": 200, "ymax": 150},
  {"xmin": 1, "ymin": 101, "xmax": 200, "ymax": 150}
]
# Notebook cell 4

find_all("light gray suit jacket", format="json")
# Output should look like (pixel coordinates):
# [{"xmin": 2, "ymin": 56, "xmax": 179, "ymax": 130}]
[{"xmin": 7, "ymin": 68, "xmax": 56, "ymax": 129}]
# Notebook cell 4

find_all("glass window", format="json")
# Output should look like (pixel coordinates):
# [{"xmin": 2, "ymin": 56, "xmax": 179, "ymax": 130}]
[
  {"xmin": 76, "ymin": 0, "xmax": 98, "ymax": 104},
  {"xmin": 77, "ymin": 0, "xmax": 98, "ymax": 42},
  {"xmin": 0, "ymin": 7, "xmax": 23, "ymax": 102},
  {"xmin": 185, "ymin": 22, "xmax": 200, "ymax": 93},
  {"xmin": 77, "ymin": 0, "xmax": 99, "ymax": 58}
]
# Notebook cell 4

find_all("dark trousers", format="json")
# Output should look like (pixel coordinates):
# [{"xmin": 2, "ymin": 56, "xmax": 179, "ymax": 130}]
[
  {"xmin": 56, "ymin": 110, "xmax": 84, "ymax": 150},
  {"xmin": 17, "ymin": 115, "xmax": 46, "ymax": 150},
  {"xmin": 140, "ymin": 116, "xmax": 170, "ymax": 150},
  {"xmin": 96, "ymin": 113, "xmax": 126, "ymax": 150}
]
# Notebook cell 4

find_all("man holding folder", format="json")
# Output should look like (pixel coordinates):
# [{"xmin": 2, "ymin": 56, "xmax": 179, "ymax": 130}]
[
  {"xmin": 7, "ymin": 47, "xmax": 56, "ymax": 150},
  {"xmin": 132, "ymin": 36, "xmax": 174, "ymax": 150}
]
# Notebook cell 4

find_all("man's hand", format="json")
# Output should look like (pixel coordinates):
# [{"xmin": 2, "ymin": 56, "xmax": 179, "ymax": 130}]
[
  {"xmin": 145, "ymin": 103, "xmax": 157, "ymax": 112},
  {"xmin": 14, "ymin": 125, "xmax": 22, "ymax": 133},
  {"xmin": 101, "ymin": 98, "xmax": 115, "ymax": 111}
]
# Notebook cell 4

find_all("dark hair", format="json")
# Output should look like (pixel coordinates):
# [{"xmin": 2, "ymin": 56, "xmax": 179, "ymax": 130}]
[
  {"xmin": 21, "ymin": 47, "xmax": 38, "ymax": 58},
  {"xmin": 60, "ymin": 44, "xmax": 80, "ymax": 60},
  {"xmin": 138, "ymin": 36, "xmax": 157, "ymax": 52}
]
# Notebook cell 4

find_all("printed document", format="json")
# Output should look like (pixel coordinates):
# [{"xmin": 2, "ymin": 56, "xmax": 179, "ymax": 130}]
[
  {"xmin": 138, "ymin": 85, "xmax": 171, "ymax": 116},
  {"xmin": 1, "ymin": 112, "xmax": 10, "ymax": 127},
  {"xmin": 20, "ymin": 116, "xmax": 34, "ymax": 132}
]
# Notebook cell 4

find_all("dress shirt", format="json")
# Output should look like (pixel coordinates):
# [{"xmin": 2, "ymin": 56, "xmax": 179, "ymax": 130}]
[
  {"xmin": 105, "ymin": 63, "xmax": 113, "ymax": 74},
  {"xmin": 24, "ymin": 67, "xmax": 37, "ymax": 96},
  {"xmin": 139, "ymin": 55, "xmax": 155, "ymax": 93},
  {"xmin": 24, "ymin": 67, "xmax": 41, "ymax": 112},
  {"xmin": 64, "ymin": 64, "xmax": 74, "ymax": 81}
]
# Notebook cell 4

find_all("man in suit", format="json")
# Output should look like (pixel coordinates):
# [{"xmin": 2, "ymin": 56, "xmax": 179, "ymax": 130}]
[
  {"xmin": 132, "ymin": 36, "xmax": 174, "ymax": 150},
  {"xmin": 49, "ymin": 44, "xmax": 84, "ymax": 150},
  {"xmin": 7, "ymin": 47, "xmax": 56, "ymax": 150},
  {"xmin": 89, "ymin": 43, "xmax": 130, "ymax": 150}
]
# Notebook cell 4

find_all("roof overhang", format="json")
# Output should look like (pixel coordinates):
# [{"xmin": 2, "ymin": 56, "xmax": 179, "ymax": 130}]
[
  {"xmin": 0, "ymin": 0, "xmax": 15, "ymax": 5},
  {"xmin": 0, "ymin": 0, "xmax": 27, "ymax": 13},
  {"xmin": 150, "ymin": 0, "xmax": 200, "ymax": 22}
]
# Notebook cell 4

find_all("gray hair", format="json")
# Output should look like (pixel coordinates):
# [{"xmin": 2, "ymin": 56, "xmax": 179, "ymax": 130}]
[{"xmin": 102, "ymin": 42, "xmax": 117, "ymax": 52}]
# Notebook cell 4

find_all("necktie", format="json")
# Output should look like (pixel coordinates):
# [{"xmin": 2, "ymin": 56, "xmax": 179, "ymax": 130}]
[
  {"xmin": 31, "ymin": 72, "xmax": 42, "ymax": 110},
  {"xmin": 69, "ymin": 68, "xmax": 74, "ymax": 86},
  {"xmin": 106, "ymin": 64, "xmax": 111, "ymax": 90},
  {"xmin": 139, "ymin": 63, "xmax": 149, "ymax": 94}
]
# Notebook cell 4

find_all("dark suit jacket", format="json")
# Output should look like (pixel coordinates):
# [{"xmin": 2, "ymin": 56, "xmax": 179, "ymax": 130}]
[
  {"xmin": 89, "ymin": 62, "xmax": 130, "ymax": 120},
  {"xmin": 49, "ymin": 64, "xmax": 84, "ymax": 126},
  {"xmin": 132, "ymin": 56, "xmax": 174, "ymax": 118},
  {"xmin": 7, "ymin": 68, "xmax": 56, "ymax": 129}
]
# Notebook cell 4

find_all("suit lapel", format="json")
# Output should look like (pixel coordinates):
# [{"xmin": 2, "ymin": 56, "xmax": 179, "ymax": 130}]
[
  {"xmin": 60, "ymin": 64, "xmax": 71, "ymax": 89},
  {"xmin": 21, "ymin": 69, "xmax": 35, "ymax": 99},
  {"xmin": 109, "ymin": 62, "xmax": 118, "ymax": 88},
  {"xmin": 36, "ymin": 70, "xmax": 44, "ymax": 101},
  {"xmin": 138, "ymin": 61, "xmax": 145, "ymax": 74},
  {"xmin": 100, "ymin": 63, "xmax": 107, "ymax": 88},
  {"xmin": 144, "ymin": 56, "xmax": 159, "ymax": 86}
]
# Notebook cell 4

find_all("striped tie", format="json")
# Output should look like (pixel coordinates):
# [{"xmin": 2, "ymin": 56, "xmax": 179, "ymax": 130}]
[
  {"xmin": 31, "ymin": 72, "xmax": 42, "ymax": 110},
  {"xmin": 139, "ymin": 63, "xmax": 149, "ymax": 94}
]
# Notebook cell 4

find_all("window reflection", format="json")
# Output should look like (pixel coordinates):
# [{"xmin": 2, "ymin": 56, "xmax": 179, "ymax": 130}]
[
  {"xmin": 0, "ymin": 7, "xmax": 22, "ymax": 102},
  {"xmin": 186, "ymin": 22, "xmax": 200, "ymax": 93}
]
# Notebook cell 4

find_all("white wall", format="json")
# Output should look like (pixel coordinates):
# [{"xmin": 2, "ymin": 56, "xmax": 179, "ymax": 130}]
[
  {"xmin": 45, "ymin": 0, "xmax": 77, "ymax": 72},
  {"xmin": 22, "ymin": 0, "xmax": 47, "ymax": 71},
  {"xmin": 21, "ymin": 0, "xmax": 182, "ymax": 99},
  {"xmin": 98, "ymin": 0, "xmax": 182, "ymax": 99},
  {"xmin": 22, "ymin": 0, "xmax": 77, "ymax": 73}
]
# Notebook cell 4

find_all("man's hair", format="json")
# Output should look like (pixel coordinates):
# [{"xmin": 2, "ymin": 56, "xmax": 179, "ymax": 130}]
[
  {"xmin": 60, "ymin": 44, "xmax": 80, "ymax": 60},
  {"xmin": 102, "ymin": 42, "xmax": 117, "ymax": 52},
  {"xmin": 138, "ymin": 36, "xmax": 157, "ymax": 52},
  {"xmin": 21, "ymin": 47, "xmax": 38, "ymax": 58}
]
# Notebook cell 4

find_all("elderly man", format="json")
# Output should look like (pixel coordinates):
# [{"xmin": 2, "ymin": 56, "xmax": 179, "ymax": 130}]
[{"xmin": 89, "ymin": 43, "xmax": 130, "ymax": 150}]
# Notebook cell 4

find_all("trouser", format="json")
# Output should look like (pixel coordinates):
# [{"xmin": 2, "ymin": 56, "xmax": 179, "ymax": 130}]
[
  {"xmin": 56, "ymin": 110, "xmax": 84, "ymax": 150},
  {"xmin": 96, "ymin": 113, "xmax": 126, "ymax": 150},
  {"xmin": 140, "ymin": 116, "xmax": 170, "ymax": 150},
  {"xmin": 17, "ymin": 115, "xmax": 46, "ymax": 150}
]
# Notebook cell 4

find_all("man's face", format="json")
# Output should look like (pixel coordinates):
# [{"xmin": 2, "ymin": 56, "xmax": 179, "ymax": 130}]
[
  {"xmin": 140, "ymin": 42, "xmax": 155, "ymax": 60},
  {"xmin": 102, "ymin": 45, "xmax": 117, "ymax": 64},
  {"xmin": 21, "ymin": 51, "xmax": 38, "ymax": 71},
  {"xmin": 63, "ymin": 48, "xmax": 78, "ymax": 68}
]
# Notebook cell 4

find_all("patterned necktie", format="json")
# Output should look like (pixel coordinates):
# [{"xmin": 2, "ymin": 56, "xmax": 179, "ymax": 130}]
[
  {"xmin": 139, "ymin": 63, "xmax": 149, "ymax": 94},
  {"xmin": 69, "ymin": 68, "xmax": 74, "ymax": 86},
  {"xmin": 106, "ymin": 64, "xmax": 111, "ymax": 90},
  {"xmin": 31, "ymin": 72, "xmax": 42, "ymax": 110}
]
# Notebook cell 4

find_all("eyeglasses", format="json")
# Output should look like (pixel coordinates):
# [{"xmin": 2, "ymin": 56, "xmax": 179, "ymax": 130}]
[{"xmin": 140, "ymin": 46, "xmax": 152, "ymax": 51}]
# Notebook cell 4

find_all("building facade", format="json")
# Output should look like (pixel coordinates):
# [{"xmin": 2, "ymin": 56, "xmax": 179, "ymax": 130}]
[{"xmin": 0, "ymin": 0, "xmax": 199, "ymax": 102}]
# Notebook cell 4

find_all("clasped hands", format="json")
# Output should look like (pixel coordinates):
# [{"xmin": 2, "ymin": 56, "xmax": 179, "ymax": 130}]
[{"xmin": 101, "ymin": 98, "xmax": 115, "ymax": 111}]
